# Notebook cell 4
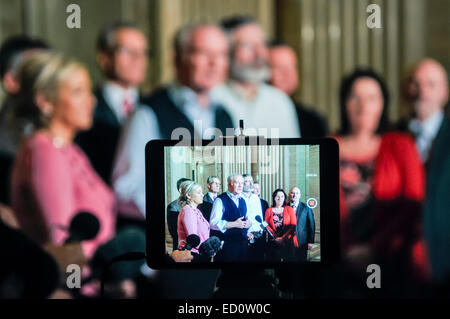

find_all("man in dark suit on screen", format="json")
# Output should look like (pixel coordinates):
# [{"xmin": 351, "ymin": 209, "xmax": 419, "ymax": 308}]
[
  {"xmin": 198, "ymin": 176, "xmax": 220, "ymax": 227},
  {"xmin": 288, "ymin": 187, "xmax": 315, "ymax": 261}
]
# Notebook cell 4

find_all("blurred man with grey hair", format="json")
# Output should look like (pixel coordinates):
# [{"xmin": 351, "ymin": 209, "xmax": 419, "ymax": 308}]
[
  {"xmin": 113, "ymin": 23, "xmax": 234, "ymax": 219},
  {"xmin": 212, "ymin": 15, "xmax": 300, "ymax": 138}
]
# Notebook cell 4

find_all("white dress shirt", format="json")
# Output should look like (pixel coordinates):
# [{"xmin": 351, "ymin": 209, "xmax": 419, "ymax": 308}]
[
  {"xmin": 290, "ymin": 201, "xmax": 299, "ymax": 215},
  {"xmin": 209, "ymin": 191, "xmax": 243, "ymax": 233},
  {"xmin": 112, "ymin": 84, "xmax": 221, "ymax": 217},
  {"xmin": 207, "ymin": 192, "xmax": 217, "ymax": 202},
  {"xmin": 211, "ymin": 82, "xmax": 301, "ymax": 138},
  {"xmin": 409, "ymin": 110, "xmax": 444, "ymax": 162},
  {"xmin": 103, "ymin": 81, "xmax": 139, "ymax": 124},
  {"xmin": 169, "ymin": 84, "xmax": 219, "ymax": 138},
  {"xmin": 242, "ymin": 191, "xmax": 263, "ymax": 233}
]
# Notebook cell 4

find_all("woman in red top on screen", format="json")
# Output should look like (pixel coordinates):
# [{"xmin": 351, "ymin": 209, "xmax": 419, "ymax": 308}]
[
  {"xmin": 177, "ymin": 181, "xmax": 210, "ymax": 259},
  {"xmin": 11, "ymin": 52, "xmax": 116, "ymax": 259},
  {"xmin": 336, "ymin": 69, "xmax": 427, "ymax": 281},
  {"xmin": 265, "ymin": 189, "xmax": 298, "ymax": 262}
]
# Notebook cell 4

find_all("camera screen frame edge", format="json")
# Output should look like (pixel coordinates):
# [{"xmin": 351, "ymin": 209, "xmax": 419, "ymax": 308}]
[{"xmin": 145, "ymin": 137, "xmax": 340, "ymax": 269}]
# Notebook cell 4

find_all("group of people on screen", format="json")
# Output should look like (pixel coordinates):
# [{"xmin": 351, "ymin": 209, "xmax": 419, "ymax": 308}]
[{"xmin": 169, "ymin": 174, "xmax": 316, "ymax": 262}]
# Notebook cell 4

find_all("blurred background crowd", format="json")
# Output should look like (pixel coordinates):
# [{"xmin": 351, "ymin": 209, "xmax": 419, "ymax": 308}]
[{"xmin": 0, "ymin": 0, "xmax": 449, "ymax": 299}]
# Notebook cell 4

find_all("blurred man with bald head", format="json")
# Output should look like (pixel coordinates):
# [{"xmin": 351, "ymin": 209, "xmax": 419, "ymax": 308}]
[
  {"xmin": 399, "ymin": 59, "xmax": 450, "ymax": 284},
  {"xmin": 397, "ymin": 58, "xmax": 450, "ymax": 284},
  {"xmin": 113, "ymin": 23, "xmax": 234, "ymax": 218},
  {"xmin": 269, "ymin": 41, "xmax": 328, "ymax": 138},
  {"xmin": 398, "ymin": 58, "xmax": 449, "ymax": 162}
]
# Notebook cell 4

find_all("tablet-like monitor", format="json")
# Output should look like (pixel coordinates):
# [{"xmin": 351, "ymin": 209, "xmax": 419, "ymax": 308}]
[{"xmin": 146, "ymin": 137, "xmax": 339, "ymax": 268}]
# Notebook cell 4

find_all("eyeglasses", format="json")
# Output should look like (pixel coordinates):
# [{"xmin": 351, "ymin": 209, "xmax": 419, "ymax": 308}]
[{"xmin": 115, "ymin": 46, "xmax": 149, "ymax": 59}]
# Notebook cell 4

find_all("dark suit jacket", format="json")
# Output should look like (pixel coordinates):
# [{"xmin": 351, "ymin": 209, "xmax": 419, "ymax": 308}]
[
  {"xmin": 260, "ymin": 198, "xmax": 269, "ymax": 219},
  {"xmin": 294, "ymin": 101, "xmax": 328, "ymax": 138},
  {"xmin": 142, "ymin": 87, "xmax": 234, "ymax": 140},
  {"xmin": 0, "ymin": 150, "xmax": 13, "ymax": 205},
  {"xmin": 75, "ymin": 87, "xmax": 123, "ymax": 185},
  {"xmin": 198, "ymin": 194, "xmax": 214, "ymax": 223},
  {"xmin": 198, "ymin": 202, "xmax": 213, "ymax": 224},
  {"xmin": 423, "ymin": 117, "xmax": 450, "ymax": 281},
  {"xmin": 293, "ymin": 201, "xmax": 315, "ymax": 246},
  {"xmin": 203, "ymin": 193, "xmax": 215, "ymax": 204},
  {"xmin": 396, "ymin": 115, "xmax": 447, "ymax": 169},
  {"xmin": 166, "ymin": 199, "xmax": 181, "ymax": 248}
]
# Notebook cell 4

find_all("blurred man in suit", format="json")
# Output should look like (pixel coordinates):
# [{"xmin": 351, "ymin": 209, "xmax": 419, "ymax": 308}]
[
  {"xmin": 269, "ymin": 40, "xmax": 328, "ymax": 138},
  {"xmin": 213, "ymin": 15, "xmax": 300, "ymax": 138},
  {"xmin": 288, "ymin": 187, "xmax": 315, "ymax": 261},
  {"xmin": 402, "ymin": 60, "xmax": 450, "ymax": 284},
  {"xmin": 397, "ymin": 58, "xmax": 449, "ymax": 164},
  {"xmin": 112, "ymin": 23, "xmax": 233, "ymax": 219},
  {"xmin": 76, "ymin": 22, "xmax": 148, "ymax": 188}
]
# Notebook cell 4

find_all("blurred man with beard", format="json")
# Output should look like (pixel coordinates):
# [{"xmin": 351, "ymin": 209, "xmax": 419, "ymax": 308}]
[{"xmin": 212, "ymin": 15, "xmax": 300, "ymax": 138}]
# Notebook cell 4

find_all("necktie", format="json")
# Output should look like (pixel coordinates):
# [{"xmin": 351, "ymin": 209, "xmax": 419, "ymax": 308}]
[{"xmin": 123, "ymin": 96, "xmax": 133, "ymax": 117}]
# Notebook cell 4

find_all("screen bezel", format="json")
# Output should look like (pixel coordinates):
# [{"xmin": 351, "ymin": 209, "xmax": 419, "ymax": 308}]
[{"xmin": 146, "ymin": 137, "xmax": 340, "ymax": 269}]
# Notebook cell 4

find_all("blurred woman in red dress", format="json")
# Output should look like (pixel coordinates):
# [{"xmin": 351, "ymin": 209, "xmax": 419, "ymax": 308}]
[{"xmin": 336, "ymin": 69, "xmax": 428, "ymax": 287}]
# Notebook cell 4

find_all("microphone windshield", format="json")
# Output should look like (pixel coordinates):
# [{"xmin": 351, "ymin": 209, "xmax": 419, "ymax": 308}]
[
  {"xmin": 199, "ymin": 236, "xmax": 221, "ymax": 257},
  {"xmin": 67, "ymin": 211, "xmax": 100, "ymax": 242},
  {"xmin": 185, "ymin": 234, "xmax": 201, "ymax": 250},
  {"xmin": 255, "ymin": 215, "xmax": 263, "ymax": 223}
]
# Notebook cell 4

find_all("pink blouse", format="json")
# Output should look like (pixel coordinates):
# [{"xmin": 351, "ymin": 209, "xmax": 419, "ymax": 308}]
[
  {"xmin": 177, "ymin": 205, "xmax": 210, "ymax": 253},
  {"xmin": 11, "ymin": 133, "xmax": 116, "ymax": 258}
]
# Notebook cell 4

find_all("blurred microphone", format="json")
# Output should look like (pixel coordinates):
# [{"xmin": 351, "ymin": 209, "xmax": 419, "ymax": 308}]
[
  {"xmin": 255, "ymin": 215, "xmax": 274, "ymax": 239},
  {"xmin": 65, "ymin": 211, "xmax": 100, "ymax": 244},
  {"xmin": 0, "ymin": 220, "xmax": 60, "ymax": 298},
  {"xmin": 181, "ymin": 234, "xmax": 200, "ymax": 251},
  {"xmin": 199, "ymin": 236, "xmax": 221, "ymax": 257},
  {"xmin": 90, "ymin": 227, "xmax": 146, "ymax": 283}
]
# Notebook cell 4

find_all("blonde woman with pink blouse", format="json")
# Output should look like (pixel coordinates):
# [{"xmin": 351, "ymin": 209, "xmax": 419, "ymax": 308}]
[
  {"xmin": 177, "ymin": 181, "xmax": 210, "ymax": 256},
  {"xmin": 11, "ymin": 52, "xmax": 116, "ymax": 259}
]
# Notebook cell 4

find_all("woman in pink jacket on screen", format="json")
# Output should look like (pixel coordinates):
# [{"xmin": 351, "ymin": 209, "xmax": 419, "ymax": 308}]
[{"xmin": 177, "ymin": 181, "xmax": 210, "ymax": 258}]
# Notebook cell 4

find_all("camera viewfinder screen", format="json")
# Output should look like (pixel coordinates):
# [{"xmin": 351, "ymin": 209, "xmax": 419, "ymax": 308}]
[{"xmin": 164, "ymin": 144, "xmax": 320, "ymax": 263}]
